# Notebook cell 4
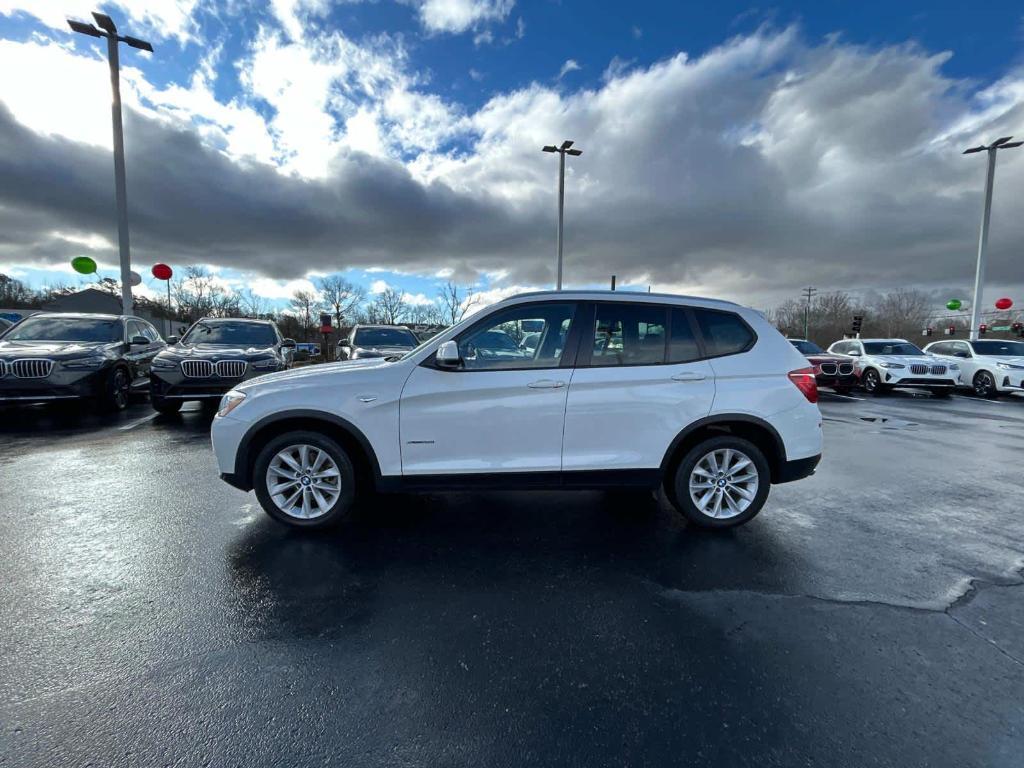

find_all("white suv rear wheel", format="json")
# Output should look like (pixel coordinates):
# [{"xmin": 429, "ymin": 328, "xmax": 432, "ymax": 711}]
[{"xmin": 670, "ymin": 436, "xmax": 770, "ymax": 528}]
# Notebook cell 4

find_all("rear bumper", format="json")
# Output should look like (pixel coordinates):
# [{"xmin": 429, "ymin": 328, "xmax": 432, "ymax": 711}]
[
  {"xmin": 774, "ymin": 453, "xmax": 821, "ymax": 484},
  {"xmin": 219, "ymin": 471, "xmax": 253, "ymax": 492}
]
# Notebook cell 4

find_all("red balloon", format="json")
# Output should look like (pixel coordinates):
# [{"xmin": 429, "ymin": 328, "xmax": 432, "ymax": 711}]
[
  {"xmin": 152, "ymin": 263, "xmax": 173, "ymax": 281},
  {"xmin": 995, "ymin": 297, "xmax": 1013, "ymax": 310}
]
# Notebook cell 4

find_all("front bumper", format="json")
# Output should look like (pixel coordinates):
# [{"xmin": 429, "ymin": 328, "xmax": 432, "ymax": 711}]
[
  {"xmin": 882, "ymin": 372, "xmax": 959, "ymax": 387},
  {"xmin": 0, "ymin": 368, "xmax": 106, "ymax": 403},
  {"xmin": 151, "ymin": 367, "xmax": 277, "ymax": 400},
  {"xmin": 815, "ymin": 373, "xmax": 857, "ymax": 390},
  {"xmin": 996, "ymin": 371, "xmax": 1024, "ymax": 391}
]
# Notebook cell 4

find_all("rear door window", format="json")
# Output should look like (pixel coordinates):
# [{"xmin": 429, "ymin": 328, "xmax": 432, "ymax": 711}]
[
  {"xmin": 668, "ymin": 309, "xmax": 701, "ymax": 363},
  {"xmin": 589, "ymin": 303, "xmax": 667, "ymax": 366},
  {"xmin": 692, "ymin": 309, "xmax": 754, "ymax": 358}
]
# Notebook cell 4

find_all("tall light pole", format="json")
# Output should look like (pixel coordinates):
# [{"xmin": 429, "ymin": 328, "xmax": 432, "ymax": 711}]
[
  {"xmin": 963, "ymin": 136, "xmax": 1021, "ymax": 340},
  {"xmin": 801, "ymin": 286, "xmax": 817, "ymax": 340},
  {"xmin": 68, "ymin": 12, "xmax": 153, "ymax": 315},
  {"xmin": 542, "ymin": 140, "xmax": 582, "ymax": 290}
]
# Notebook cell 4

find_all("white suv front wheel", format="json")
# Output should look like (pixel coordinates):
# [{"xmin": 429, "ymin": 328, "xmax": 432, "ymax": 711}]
[
  {"xmin": 253, "ymin": 431, "xmax": 357, "ymax": 528},
  {"xmin": 670, "ymin": 436, "xmax": 770, "ymax": 528}
]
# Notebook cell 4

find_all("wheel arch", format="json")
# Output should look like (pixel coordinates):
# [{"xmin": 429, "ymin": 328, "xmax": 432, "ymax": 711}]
[
  {"xmin": 660, "ymin": 414, "xmax": 787, "ymax": 484},
  {"xmin": 236, "ymin": 410, "xmax": 382, "ymax": 492}
]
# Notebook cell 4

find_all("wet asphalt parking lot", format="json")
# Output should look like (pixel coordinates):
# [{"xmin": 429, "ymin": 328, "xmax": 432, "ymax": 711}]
[{"xmin": 1, "ymin": 389, "xmax": 1022, "ymax": 767}]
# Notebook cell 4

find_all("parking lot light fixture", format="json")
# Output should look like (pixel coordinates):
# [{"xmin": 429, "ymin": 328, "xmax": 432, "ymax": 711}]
[
  {"xmin": 963, "ymin": 136, "xmax": 1022, "ymax": 340},
  {"xmin": 542, "ymin": 140, "xmax": 583, "ymax": 290},
  {"xmin": 67, "ymin": 11, "xmax": 153, "ymax": 316}
]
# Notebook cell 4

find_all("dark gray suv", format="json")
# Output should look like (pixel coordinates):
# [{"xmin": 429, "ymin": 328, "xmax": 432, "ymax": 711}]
[{"xmin": 149, "ymin": 318, "xmax": 294, "ymax": 413}]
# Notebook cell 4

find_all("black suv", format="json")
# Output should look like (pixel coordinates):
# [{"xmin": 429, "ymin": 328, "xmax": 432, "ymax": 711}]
[
  {"xmin": 0, "ymin": 312, "xmax": 165, "ymax": 410},
  {"xmin": 337, "ymin": 324, "xmax": 420, "ymax": 360},
  {"xmin": 149, "ymin": 318, "xmax": 295, "ymax": 413}
]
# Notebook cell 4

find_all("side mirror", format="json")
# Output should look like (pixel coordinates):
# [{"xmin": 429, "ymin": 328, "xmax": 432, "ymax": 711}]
[
  {"xmin": 281, "ymin": 338, "xmax": 296, "ymax": 348},
  {"xmin": 436, "ymin": 340, "xmax": 461, "ymax": 368},
  {"xmin": 130, "ymin": 335, "xmax": 149, "ymax": 346},
  {"xmin": 166, "ymin": 335, "xmax": 179, "ymax": 345}
]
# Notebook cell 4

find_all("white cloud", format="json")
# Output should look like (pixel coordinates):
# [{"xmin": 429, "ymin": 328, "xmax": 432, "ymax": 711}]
[
  {"xmin": 0, "ymin": 0, "xmax": 200, "ymax": 43},
  {"xmin": 369, "ymin": 279, "xmax": 390, "ymax": 294},
  {"xmin": 558, "ymin": 59, "xmax": 581, "ymax": 80},
  {"xmin": 401, "ymin": 292, "xmax": 435, "ymax": 306},
  {"xmin": 249, "ymin": 277, "xmax": 320, "ymax": 299},
  {"xmin": 411, "ymin": 0, "xmax": 515, "ymax": 35}
]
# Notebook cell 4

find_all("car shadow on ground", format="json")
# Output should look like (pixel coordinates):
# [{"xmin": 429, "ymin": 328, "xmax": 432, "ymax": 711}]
[{"xmin": 225, "ymin": 488, "xmax": 802, "ymax": 642}]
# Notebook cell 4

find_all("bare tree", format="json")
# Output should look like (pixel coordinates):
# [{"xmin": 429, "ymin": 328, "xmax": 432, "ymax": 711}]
[
  {"xmin": 437, "ymin": 281, "xmax": 479, "ymax": 325},
  {"xmin": 173, "ymin": 266, "xmax": 240, "ymax": 321},
  {"xmin": 239, "ymin": 288, "xmax": 269, "ymax": 319},
  {"xmin": 408, "ymin": 302, "xmax": 445, "ymax": 325},
  {"xmin": 317, "ymin": 276, "xmax": 365, "ymax": 328},
  {"xmin": 369, "ymin": 287, "xmax": 408, "ymax": 325},
  {"xmin": 871, "ymin": 289, "xmax": 931, "ymax": 339},
  {"xmin": 289, "ymin": 289, "xmax": 323, "ymax": 341},
  {"xmin": 0, "ymin": 274, "xmax": 42, "ymax": 308}
]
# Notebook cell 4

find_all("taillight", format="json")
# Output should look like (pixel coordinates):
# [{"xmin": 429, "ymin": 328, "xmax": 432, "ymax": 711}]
[{"xmin": 788, "ymin": 366, "xmax": 818, "ymax": 403}]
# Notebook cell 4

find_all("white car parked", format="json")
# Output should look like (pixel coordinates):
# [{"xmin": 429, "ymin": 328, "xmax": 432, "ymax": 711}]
[
  {"xmin": 923, "ymin": 338, "xmax": 1024, "ymax": 398},
  {"xmin": 827, "ymin": 338, "xmax": 961, "ymax": 396},
  {"xmin": 211, "ymin": 291, "xmax": 823, "ymax": 530}
]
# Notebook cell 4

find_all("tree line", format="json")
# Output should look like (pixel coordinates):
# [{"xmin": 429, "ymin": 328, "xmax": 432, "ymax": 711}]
[{"xmin": 1, "ymin": 268, "xmax": 481, "ymax": 342}]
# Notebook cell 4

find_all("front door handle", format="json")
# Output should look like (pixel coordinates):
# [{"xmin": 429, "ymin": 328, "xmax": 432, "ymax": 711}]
[
  {"xmin": 528, "ymin": 379, "xmax": 566, "ymax": 389},
  {"xmin": 671, "ymin": 372, "xmax": 706, "ymax": 382}
]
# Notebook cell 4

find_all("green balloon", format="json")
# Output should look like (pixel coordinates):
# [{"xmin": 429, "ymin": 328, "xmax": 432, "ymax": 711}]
[
  {"xmin": 71, "ymin": 256, "xmax": 97, "ymax": 275},
  {"xmin": 946, "ymin": 299, "xmax": 962, "ymax": 311}
]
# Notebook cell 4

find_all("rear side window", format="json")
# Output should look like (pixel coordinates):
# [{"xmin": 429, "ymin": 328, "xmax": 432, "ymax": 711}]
[
  {"xmin": 693, "ymin": 309, "xmax": 754, "ymax": 358},
  {"xmin": 668, "ymin": 309, "xmax": 701, "ymax": 363},
  {"xmin": 590, "ymin": 304, "xmax": 667, "ymax": 366}
]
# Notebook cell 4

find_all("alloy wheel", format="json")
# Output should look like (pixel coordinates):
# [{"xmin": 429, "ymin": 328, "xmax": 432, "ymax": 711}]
[
  {"xmin": 265, "ymin": 444, "xmax": 342, "ymax": 520},
  {"xmin": 113, "ymin": 369, "xmax": 130, "ymax": 409},
  {"xmin": 863, "ymin": 370, "xmax": 879, "ymax": 392},
  {"xmin": 974, "ymin": 371, "xmax": 995, "ymax": 398},
  {"xmin": 688, "ymin": 447, "xmax": 760, "ymax": 520}
]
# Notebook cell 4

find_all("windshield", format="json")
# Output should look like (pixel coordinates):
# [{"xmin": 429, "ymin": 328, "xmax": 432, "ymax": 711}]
[
  {"xmin": 182, "ymin": 321, "xmax": 276, "ymax": 346},
  {"xmin": 353, "ymin": 327, "xmax": 418, "ymax": 348},
  {"xmin": 972, "ymin": 340, "xmax": 1024, "ymax": 357},
  {"xmin": 789, "ymin": 339, "xmax": 823, "ymax": 354},
  {"xmin": 863, "ymin": 341, "xmax": 924, "ymax": 355},
  {"xmin": 3, "ymin": 317, "xmax": 122, "ymax": 343}
]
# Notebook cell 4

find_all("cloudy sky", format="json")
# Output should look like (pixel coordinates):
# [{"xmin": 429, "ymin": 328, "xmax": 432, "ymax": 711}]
[{"xmin": 1, "ymin": 0, "xmax": 1023, "ymax": 313}]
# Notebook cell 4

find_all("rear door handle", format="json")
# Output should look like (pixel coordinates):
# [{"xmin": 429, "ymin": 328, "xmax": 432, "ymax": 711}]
[
  {"xmin": 671, "ymin": 372, "xmax": 706, "ymax": 382},
  {"xmin": 528, "ymin": 379, "xmax": 566, "ymax": 389}
]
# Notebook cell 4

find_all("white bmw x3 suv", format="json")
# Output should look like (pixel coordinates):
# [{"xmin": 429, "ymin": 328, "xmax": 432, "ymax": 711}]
[
  {"xmin": 827, "ymin": 338, "xmax": 961, "ymax": 396},
  {"xmin": 211, "ymin": 291, "xmax": 823, "ymax": 530},
  {"xmin": 923, "ymin": 338, "xmax": 1024, "ymax": 398}
]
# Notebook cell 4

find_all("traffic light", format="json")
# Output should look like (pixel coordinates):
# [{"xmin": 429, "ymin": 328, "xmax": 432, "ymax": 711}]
[
  {"xmin": 945, "ymin": 324, "xmax": 956, "ymax": 336},
  {"xmin": 851, "ymin": 315, "xmax": 863, "ymax": 334},
  {"xmin": 1013, "ymin": 322, "xmax": 1023, "ymax": 337},
  {"xmin": 979, "ymin": 323, "xmax": 988, "ymax": 337}
]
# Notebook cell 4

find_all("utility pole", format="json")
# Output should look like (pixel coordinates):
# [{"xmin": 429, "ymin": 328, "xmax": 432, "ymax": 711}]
[
  {"xmin": 542, "ymin": 140, "xmax": 583, "ymax": 290},
  {"xmin": 802, "ymin": 286, "xmax": 817, "ymax": 340},
  {"xmin": 610, "ymin": 275, "xmax": 616, "ymax": 291},
  {"xmin": 963, "ymin": 136, "xmax": 1022, "ymax": 340},
  {"xmin": 68, "ymin": 12, "xmax": 153, "ymax": 315}
]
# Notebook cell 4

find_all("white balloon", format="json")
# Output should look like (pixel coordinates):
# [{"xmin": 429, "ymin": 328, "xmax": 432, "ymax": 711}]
[{"xmin": 129, "ymin": 271, "xmax": 142, "ymax": 286}]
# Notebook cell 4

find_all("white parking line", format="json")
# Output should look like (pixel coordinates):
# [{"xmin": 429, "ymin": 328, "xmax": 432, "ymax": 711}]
[
  {"xmin": 119, "ymin": 412, "xmax": 158, "ymax": 431},
  {"xmin": 824, "ymin": 392, "xmax": 866, "ymax": 401},
  {"xmin": 953, "ymin": 395, "xmax": 1011, "ymax": 406}
]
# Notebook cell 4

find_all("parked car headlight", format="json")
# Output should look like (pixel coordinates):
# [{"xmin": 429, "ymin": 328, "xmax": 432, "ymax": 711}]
[
  {"xmin": 217, "ymin": 390, "xmax": 246, "ymax": 418},
  {"xmin": 151, "ymin": 357, "xmax": 179, "ymax": 370},
  {"xmin": 878, "ymin": 362, "xmax": 905, "ymax": 369},
  {"xmin": 947, "ymin": 363, "xmax": 960, "ymax": 371},
  {"xmin": 996, "ymin": 361, "xmax": 1024, "ymax": 370},
  {"xmin": 250, "ymin": 357, "xmax": 280, "ymax": 370},
  {"xmin": 61, "ymin": 356, "xmax": 106, "ymax": 370}
]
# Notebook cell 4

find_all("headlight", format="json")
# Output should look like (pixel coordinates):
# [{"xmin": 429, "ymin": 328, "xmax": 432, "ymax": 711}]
[
  {"xmin": 62, "ymin": 356, "xmax": 106, "ymax": 370},
  {"xmin": 997, "ymin": 361, "xmax": 1024, "ymax": 370},
  {"xmin": 217, "ymin": 390, "xmax": 246, "ymax": 418},
  {"xmin": 250, "ymin": 357, "xmax": 279, "ymax": 370},
  {"xmin": 151, "ymin": 357, "xmax": 178, "ymax": 371},
  {"xmin": 947, "ymin": 363, "xmax": 959, "ymax": 371},
  {"xmin": 879, "ymin": 362, "xmax": 905, "ymax": 369}
]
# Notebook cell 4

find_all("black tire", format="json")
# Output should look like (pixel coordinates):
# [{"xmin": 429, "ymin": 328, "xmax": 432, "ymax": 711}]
[
  {"xmin": 973, "ymin": 370, "xmax": 998, "ymax": 399},
  {"xmin": 860, "ymin": 368, "xmax": 888, "ymax": 395},
  {"xmin": 928, "ymin": 388, "xmax": 952, "ymax": 399},
  {"xmin": 668, "ymin": 436, "xmax": 771, "ymax": 529},
  {"xmin": 253, "ymin": 430, "xmax": 357, "ymax": 529},
  {"xmin": 101, "ymin": 365, "xmax": 131, "ymax": 411},
  {"xmin": 150, "ymin": 394, "xmax": 182, "ymax": 414}
]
